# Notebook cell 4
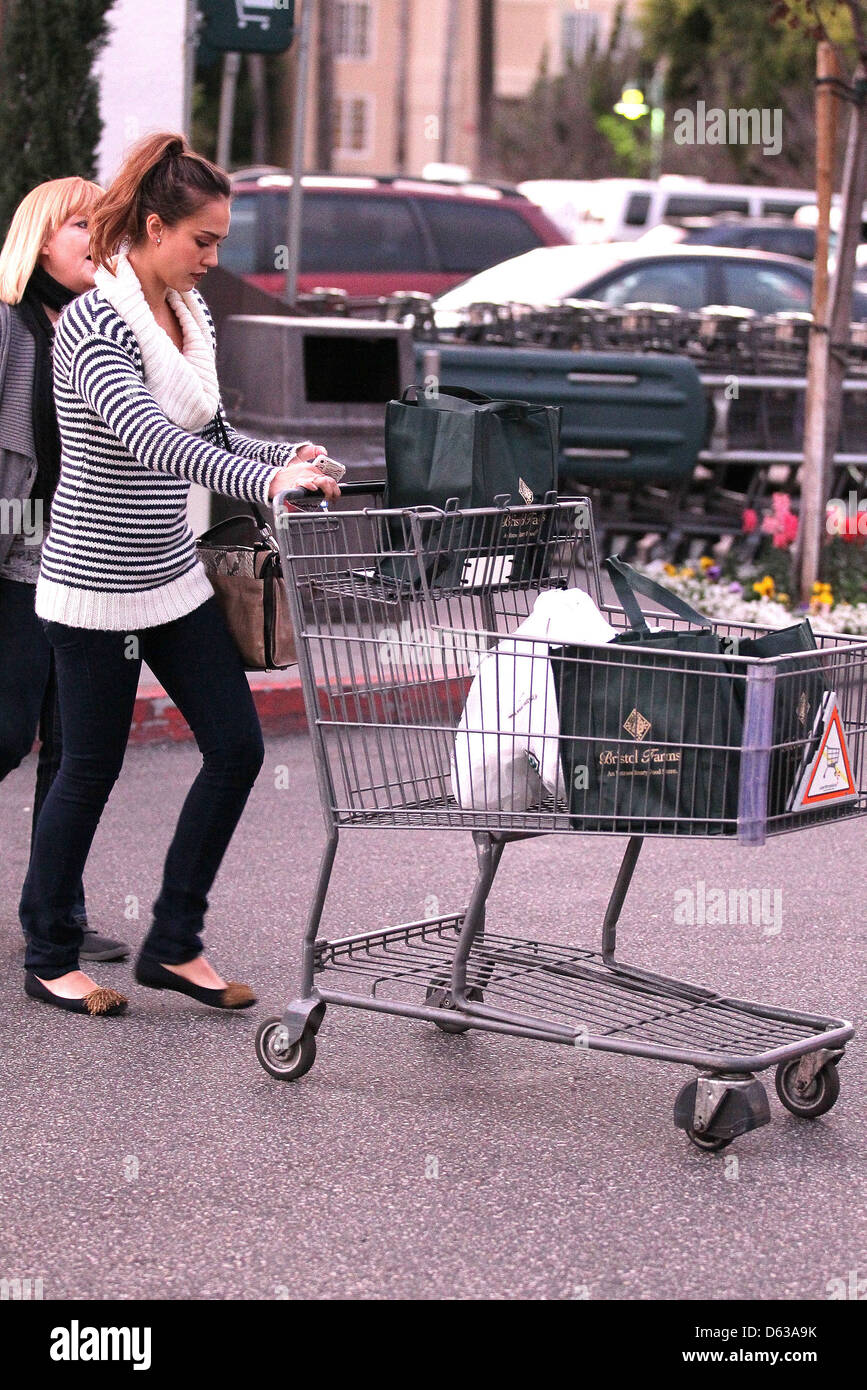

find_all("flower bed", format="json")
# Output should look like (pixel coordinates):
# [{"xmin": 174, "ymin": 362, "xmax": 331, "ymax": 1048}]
[{"xmin": 637, "ymin": 494, "xmax": 867, "ymax": 636}]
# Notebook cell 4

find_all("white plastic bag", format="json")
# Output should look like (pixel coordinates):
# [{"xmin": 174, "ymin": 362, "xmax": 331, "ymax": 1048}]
[{"xmin": 450, "ymin": 589, "xmax": 617, "ymax": 811}]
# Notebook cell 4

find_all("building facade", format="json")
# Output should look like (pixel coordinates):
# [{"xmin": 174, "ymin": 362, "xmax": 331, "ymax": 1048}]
[{"xmin": 311, "ymin": 0, "xmax": 636, "ymax": 177}]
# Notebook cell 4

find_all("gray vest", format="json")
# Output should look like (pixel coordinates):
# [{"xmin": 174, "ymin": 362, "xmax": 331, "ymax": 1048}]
[{"xmin": 0, "ymin": 300, "xmax": 38, "ymax": 572}]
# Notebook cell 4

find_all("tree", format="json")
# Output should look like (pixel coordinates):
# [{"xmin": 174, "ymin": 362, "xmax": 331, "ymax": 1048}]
[
  {"xmin": 640, "ymin": 0, "xmax": 828, "ymax": 181},
  {"xmin": 0, "ymin": 0, "xmax": 113, "ymax": 231},
  {"xmin": 493, "ymin": 10, "xmax": 649, "ymax": 180}
]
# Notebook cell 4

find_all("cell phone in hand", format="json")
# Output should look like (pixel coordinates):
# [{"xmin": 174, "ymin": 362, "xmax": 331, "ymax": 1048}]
[{"xmin": 313, "ymin": 456, "xmax": 346, "ymax": 481}]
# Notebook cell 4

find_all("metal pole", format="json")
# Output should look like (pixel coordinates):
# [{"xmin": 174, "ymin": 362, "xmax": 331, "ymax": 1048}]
[
  {"xmin": 649, "ymin": 58, "xmax": 667, "ymax": 182},
  {"xmin": 316, "ymin": 0, "xmax": 335, "ymax": 171},
  {"xmin": 216, "ymin": 52, "xmax": 242, "ymax": 170},
  {"xmin": 285, "ymin": 0, "xmax": 314, "ymax": 305},
  {"xmin": 395, "ymin": 0, "xmax": 411, "ymax": 172},
  {"xmin": 182, "ymin": 0, "xmax": 200, "ymax": 140},
  {"xmin": 798, "ymin": 42, "xmax": 839, "ymax": 602},
  {"xmin": 477, "ymin": 0, "xmax": 495, "ymax": 177},
  {"xmin": 439, "ymin": 0, "xmax": 460, "ymax": 163}
]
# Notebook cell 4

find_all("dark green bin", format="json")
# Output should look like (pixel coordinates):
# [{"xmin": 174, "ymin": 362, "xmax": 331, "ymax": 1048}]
[{"xmin": 416, "ymin": 345, "xmax": 704, "ymax": 487}]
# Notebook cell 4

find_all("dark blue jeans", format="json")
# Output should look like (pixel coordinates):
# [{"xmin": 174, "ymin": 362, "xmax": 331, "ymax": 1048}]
[
  {"xmin": 19, "ymin": 596, "xmax": 265, "ymax": 978},
  {"xmin": 0, "ymin": 576, "xmax": 86, "ymax": 922}
]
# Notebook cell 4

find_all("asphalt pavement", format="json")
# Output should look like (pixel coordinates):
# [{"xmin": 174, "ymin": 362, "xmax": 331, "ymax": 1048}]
[{"xmin": 0, "ymin": 736, "xmax": 865, "ymax": 1300}]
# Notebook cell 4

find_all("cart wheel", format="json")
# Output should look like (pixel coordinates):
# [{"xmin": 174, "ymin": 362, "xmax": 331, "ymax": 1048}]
[
  {"xmin": 674, "ymin": 1073, "xmax": 770, "ymax": 1152},
  {"xmin": 255, "ymin": 1017, "xmax": 317, "ymax": 1081},
  {"xmin": 775, "ymin": 1058, "xmax": 840, "ymax": 1119},
  {"xmin": 684, "ymin": 1128, "xmax": 733, "ymax": 1153},
  {"xmin": 425, "ymin": 979, "xmax": 483, "ymax": 1035}
]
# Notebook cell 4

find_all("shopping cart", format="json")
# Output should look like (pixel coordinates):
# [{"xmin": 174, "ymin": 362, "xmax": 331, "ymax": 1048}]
[{"xmin": 257, "ymin": 483, "xmax": 864, "ymax": 1151}]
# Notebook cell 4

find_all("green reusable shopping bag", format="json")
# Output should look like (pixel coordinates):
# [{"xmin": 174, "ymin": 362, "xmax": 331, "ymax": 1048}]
[
  {"xmin": 381, "ymin": 385, "xmax": 560, "ymax": 589},
  {"xmin": 552, "ymin": 558, "xmax": 824, "ymax": 835},
  {"xmin": 731, "ymin": 621, "xmax": 825, "ymax": 818}
]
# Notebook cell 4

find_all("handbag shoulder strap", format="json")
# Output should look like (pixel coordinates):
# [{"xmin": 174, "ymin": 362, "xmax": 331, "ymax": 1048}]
[{"xmin": 605, "ymin": 555, "xmax": 712, "ymax": 631}]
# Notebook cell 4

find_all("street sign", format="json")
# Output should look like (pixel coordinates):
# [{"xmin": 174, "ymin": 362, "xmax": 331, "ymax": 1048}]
[{"xmin": 199, "ymin": 0, "xmax": 296, "ymax": 54}]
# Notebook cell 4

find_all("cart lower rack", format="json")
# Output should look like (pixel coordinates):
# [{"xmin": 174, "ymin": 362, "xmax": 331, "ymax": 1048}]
[{"xmin": 257, "ymin": 486, "xmax": 862, "ymax": 1151}]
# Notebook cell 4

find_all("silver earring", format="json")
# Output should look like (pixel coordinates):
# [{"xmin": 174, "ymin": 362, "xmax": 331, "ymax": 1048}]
[{"xmin": 156, "ymin": 235, "xmax": 162, "ymax": 246}]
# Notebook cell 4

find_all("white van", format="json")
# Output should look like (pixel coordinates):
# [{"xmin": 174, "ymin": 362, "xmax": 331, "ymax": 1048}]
[{"xmin": 519, "ymin": 176, "xmax": 817, "ymax": 244}]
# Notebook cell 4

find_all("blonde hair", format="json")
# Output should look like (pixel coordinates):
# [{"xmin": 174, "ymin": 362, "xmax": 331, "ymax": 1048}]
[{"xmin": 0, "ymin": 176, "xmax": 104, "ymax": 304}]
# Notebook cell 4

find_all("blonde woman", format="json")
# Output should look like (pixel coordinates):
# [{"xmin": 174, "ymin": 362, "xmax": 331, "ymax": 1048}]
[
  {"xmin": 0, "ymin": 177, "xmax": 131, "ymax": 966},
  {"xmin": 19, "ymin": 133, "xmax": 339, "ymax": 1017}
]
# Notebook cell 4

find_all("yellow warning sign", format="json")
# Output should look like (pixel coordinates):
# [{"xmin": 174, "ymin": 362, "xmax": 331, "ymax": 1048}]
[{"xmin": 790, "ymin": 693, "xmax": 857, "ymax": 811}]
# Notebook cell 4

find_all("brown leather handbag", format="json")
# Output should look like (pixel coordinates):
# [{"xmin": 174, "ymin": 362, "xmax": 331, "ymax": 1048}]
[{"xmin": 196, "ymin": 507, "xmax": 296, "ymax": 671}]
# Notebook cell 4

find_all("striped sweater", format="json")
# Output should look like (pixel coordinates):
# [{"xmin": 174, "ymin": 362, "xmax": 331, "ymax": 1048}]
[{"xmin": 36, "ymin": 287, "xmax": 297, "ymax": 630}]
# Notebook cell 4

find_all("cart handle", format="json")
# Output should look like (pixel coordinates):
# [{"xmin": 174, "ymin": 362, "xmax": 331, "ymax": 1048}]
[{"xmin": 273, "ymin": 479, "xmax": 386, "ymax": 510}]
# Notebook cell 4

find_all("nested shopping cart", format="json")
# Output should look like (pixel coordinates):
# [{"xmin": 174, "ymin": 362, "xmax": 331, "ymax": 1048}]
[{"xmin": 256, "ymin": 482, "xmax": 865, "ymax": 1151}]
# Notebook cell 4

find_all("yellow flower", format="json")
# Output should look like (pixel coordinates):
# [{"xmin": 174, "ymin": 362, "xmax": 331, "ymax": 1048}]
[
  {"xmin": 699, "ymin": 556, "xmax": 714, "ymax": 570},
  {"xmin": 753, "ymin": 575, "xmax": 776, "ymax": 598},
  {"xmin": 778, "ymin": 593, "xmax": 790, "ymax": 605},
  {"xmin": 663, "ymin": 563, "xmax": 677, "ymax": 576},
  {"xmin": 682, "ymin": 567, "xmax": 696, "ymax": 579}
]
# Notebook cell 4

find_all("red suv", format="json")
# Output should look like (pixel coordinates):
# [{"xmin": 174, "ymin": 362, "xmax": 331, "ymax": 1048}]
[{"xmin": 221, "ymin": 173, "xmax": 567, "ymax": 298}]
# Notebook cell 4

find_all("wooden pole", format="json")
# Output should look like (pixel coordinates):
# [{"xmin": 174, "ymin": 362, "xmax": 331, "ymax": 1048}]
[
  {"xmin": 821, "ymin": 67, "xmax": 867, "ymax": 508},
  {"xmin": 798, "ymin": 42, "xmax": 839, "ymax": 602}
]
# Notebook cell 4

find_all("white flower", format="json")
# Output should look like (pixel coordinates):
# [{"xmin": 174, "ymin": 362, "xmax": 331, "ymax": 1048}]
[{"xmin": 635, "ymin": 564, "xmax": 867, "ymax": 635}]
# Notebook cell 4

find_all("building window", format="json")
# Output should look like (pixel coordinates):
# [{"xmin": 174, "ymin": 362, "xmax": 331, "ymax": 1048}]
[
  {"xmin": 561, "ymin": 9, "xmax": 601, "ymax": 65},
  {"xmin": 336, "ymin": 2, "xmax": 373, "ymax": 59},
  {"xmin": 333, "ymin": 95, "xmax": 372, "ymax": 156}
]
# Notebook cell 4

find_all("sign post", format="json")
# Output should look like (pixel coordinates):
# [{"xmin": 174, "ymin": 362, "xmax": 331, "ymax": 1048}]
[{"xmin": 284, "ymin": 0, "xmax": 313, "ymax": 305}]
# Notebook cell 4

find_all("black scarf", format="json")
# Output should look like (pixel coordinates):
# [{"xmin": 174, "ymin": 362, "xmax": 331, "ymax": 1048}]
[{"xmin": 16, "ymin": 264, "xmax": 78, "ymax": 516}]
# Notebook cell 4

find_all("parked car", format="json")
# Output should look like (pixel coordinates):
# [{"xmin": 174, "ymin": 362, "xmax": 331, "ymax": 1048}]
[
  {"xmin": 641, "ymin": 217, "xmax": 819, "ymax": 261},
  {"xmin": 433, "ymin": 244, "xmax": 867, "ymax": 324},
  {"xmin": 518, "ymin": 177, "xmax": 819, "ymax": 245},
  {"xmin": 221, "ymin": 173, "xmax": 567, "ymax": 298}
]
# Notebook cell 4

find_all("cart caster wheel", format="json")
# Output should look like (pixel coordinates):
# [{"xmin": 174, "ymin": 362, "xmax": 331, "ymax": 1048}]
[
  {"xmin": 425, "ymin": 979, "xmax": 483, "ymax": 1035},
  {"xmin": 775, "ymin": 1057, "xmax": 840, "ymax": 1118},
  {"xmin": 674, "ymin": 1073, "xmax": 770, "ymax": 1152},
  {"xmin": 684, "ymin": 1128, "xmax": 733, "ymax": 1153},
  {"xmin": 256, "ymin": 1017, "xmax": 317, "ymax": 1081}
]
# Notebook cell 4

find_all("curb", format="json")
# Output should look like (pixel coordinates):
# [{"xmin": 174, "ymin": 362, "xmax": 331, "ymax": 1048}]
[
  {"xmin": 131, "ymin": 677, "xmax": 310, "ymax": 744},
  {"xmin": 130, "ymin": 671, "xmax": 471, "ymax": 745}
]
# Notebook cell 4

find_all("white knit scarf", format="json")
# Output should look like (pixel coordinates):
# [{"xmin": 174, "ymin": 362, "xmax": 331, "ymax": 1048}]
[{"xmin": 93, "ymin": 251, "xmax": 220, "ymax": 432}]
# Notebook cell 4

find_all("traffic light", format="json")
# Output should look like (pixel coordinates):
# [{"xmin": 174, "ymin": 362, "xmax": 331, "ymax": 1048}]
[{"xmin": 614, "ymin": 86, "xmax": 650, "ymax": 120}]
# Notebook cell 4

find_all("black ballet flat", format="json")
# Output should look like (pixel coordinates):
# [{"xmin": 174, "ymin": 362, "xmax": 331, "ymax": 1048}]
[
  {"xmin": 134, "ymin": 957, "xmax": 256, "ymax": 1010},
  {"xmin": 24, "ymin": 972, "xmax": 128, "ymax": 1016}
]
